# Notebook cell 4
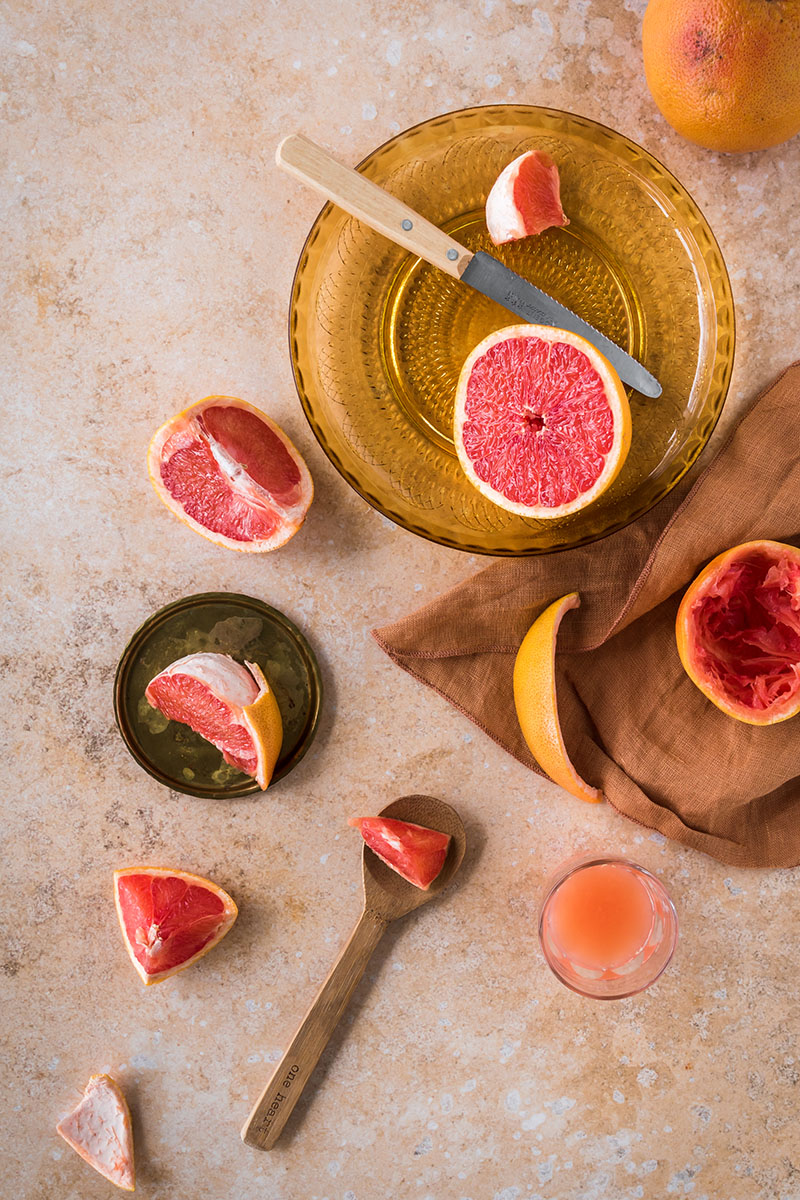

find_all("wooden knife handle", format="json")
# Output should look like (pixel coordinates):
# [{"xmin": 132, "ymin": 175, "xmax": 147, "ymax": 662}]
[
  {"xmin": 241, "ymin": 907, "xmax": 387, "ymax": 1150},
  {"xmin": 276, "ymin": 133, "xmax": 472, "ymax": 279}
]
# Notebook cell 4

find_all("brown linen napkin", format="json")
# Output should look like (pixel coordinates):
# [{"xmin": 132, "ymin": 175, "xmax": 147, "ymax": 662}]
[{"xmin": 374, "ymin": 363, "xmax": 800, "ymax": 869}]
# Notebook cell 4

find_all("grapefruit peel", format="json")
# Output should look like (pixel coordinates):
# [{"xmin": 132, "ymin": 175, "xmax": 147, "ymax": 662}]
[
  {"xmin": 513, "ymin": 592, "xmax": 602, "ymax": 803},
  {"xmin": 56, "ymin": 1073, "xmax": 135, "ymax": 1191},
  {"xmin": 114, "ymin": 866, "xmax": 238, "ymax": 986},
  {"xmin": 485, "ymin": 149, "xmax": 569, "ymax": 245},
  {"xmin": 147, "ymin": 395, "xmax": 313, "ymax": 553},
  {"xmin": 676, "ymin": 540, "xmax": 800, "ymax": 725},
  {"xmin": 145, "ymin": 652, "xmax": 283, "ymax": 790},
  {"xmin": 454, "ymin": 325, "xmax": 631, "ymax": 519}
]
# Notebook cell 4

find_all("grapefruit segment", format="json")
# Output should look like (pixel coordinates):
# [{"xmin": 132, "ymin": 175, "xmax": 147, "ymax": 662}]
[
  {"xmin": 145, "ymin": 652, "xmax": 283, "ymax": 789},
  {"xmin": 114, "ymin": 867, "xmax": 238, "ymax": 985},
  {"xmin": 454, "ymin": 325, "xmax": 631, "ymax": 519},
  {"xmin": 676, "ymin": 540, "xmax": 800, "ymax": 725},
  {"xmin": 349, "ymin": 817, "xmax": 451, "ymax": 889},
  {"xmin": 148, "ymin": 396, "xmax": 313, "ymax": 552},
  {"xmin": 56, "ymin": 1074, "xmax": 135, "ymax": 1191},
  {"xmin": 485, "ymin": 150, "xmax": 569, "ymax": 245},
  {"xmin": 513, "ymin": 593, "xmax": 602, "ymax": 803}
]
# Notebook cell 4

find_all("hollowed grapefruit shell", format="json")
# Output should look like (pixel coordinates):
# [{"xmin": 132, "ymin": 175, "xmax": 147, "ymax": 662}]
[{"xmin": 676, "ymin": 540, "xmax": 800, "ymax": 725}]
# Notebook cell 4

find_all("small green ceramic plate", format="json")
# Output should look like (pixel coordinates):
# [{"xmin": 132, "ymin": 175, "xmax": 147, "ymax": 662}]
[{"xmin": 113, "ymin": 593, "xmax": 322, "ymax": 798}]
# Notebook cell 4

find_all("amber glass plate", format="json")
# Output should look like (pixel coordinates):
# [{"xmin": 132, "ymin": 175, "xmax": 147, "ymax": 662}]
[
  {"xmin": 290, "ymin": 105, "xmax": 734, "ymax": 555},
  {"xmin": 114, "ymin": 593, "xmax": 322, "ymax": 798}
]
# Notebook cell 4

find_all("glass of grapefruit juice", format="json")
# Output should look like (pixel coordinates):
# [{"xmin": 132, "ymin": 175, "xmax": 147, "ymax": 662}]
[{"xmin": 538, "ymin": 856, "xmax": 678, "ymax": 999}]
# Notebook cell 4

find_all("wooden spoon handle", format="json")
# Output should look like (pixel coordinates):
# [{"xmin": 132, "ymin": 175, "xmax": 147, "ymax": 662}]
[
  {"xmin": 241, "ymin": 908, "xmax": 387, "ymax": 1150},
  {"xmin": 275, "ymin": 133, "xmax": 473, "ymax": 279}
]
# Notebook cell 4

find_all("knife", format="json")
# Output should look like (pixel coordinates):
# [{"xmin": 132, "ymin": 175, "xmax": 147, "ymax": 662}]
[{"xmin": 276, "ymin": 134, "xmax": 662, "ymax": 399}]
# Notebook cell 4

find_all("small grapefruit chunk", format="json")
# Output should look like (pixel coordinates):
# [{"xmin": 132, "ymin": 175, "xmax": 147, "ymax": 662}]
[
  {"xmin": 145, "ymin": 652, "xmax": 283, "ymax": 789},
  {"xmin": 676, "ymin": 540, "xmax": 800, "ymax": 725},
  {"xmin": 114, "ymin": 867, "xmax": 238, "ymax": 985},
  {"xmin": 148, "ymin": 396, "xmax": 313, "ymax": 552},
  {"xmin": 56, "ymin": 1074, "xmax": 135, "ymax": 1191},
  {"xmin": 349, "ymin": 817, "xmax": 451, "ymax": 889},
  {"xmin": 485, "ymin": 149, "xmax": 569, "ymax": 245},
  {"xmin": 454, "ymin": 325, "xmax": 631, "ymax": 519}
]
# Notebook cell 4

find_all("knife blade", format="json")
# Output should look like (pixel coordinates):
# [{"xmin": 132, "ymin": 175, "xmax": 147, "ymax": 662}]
[{"xmin": 276, "ymin": 134, "xmax": 662, "ymax": 398}]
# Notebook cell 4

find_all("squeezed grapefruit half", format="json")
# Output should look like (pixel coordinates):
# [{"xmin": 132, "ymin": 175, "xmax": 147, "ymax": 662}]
[
  {"xmin": 56, "ymin": 1073, "xmax": 135, "ymax": 1191},
  {"xmin": 114, "ymin": 867, "xmax": 238, "ymax": 985},
  {"xmin": 454, "ymin": 325, "xmax": 631, "ymax": 520},
  {"xmin": 148, "ymin": 396, "xmax": 313, "ymax": 552}
]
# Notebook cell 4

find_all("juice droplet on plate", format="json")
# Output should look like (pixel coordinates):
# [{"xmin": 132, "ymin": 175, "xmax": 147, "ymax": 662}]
[{"xmin": 547, "ymin": 863, "xmax": 655, "ymax": 971}]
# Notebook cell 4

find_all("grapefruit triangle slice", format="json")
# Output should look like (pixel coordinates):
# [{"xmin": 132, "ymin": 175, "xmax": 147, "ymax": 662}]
[
  {"xmin": 485, "ymin": 149, "xmax": 569, "ymax": 245},
  {"xmin": 349, "ymin": 817, "xmax": 451, "ymax": 889},
  {"xmin": 148, "ymin": 396, "xmax": 313, "ymax": 552},
  {"xmin": 56, "ymin": 1074, "xmax": 135, "ymax": 1191},
  {"xmin": 145, "ymin": 652, "xmax": 283, "ymax": 789},
  {"xmin": 455, "ymin": 325, "xmax": 631, "ymax": 519},
  {"xmin": 114, "ymin": 867, "xmax": 238, "ymax": 985},
  {"xmin": 513, "ymin": 592, "xmax": 601, "ymax": 803}
]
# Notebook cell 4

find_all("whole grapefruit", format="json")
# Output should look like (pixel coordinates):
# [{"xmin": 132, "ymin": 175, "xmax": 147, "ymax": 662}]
[{"xmin": 642, "ymin": 0, "xmax": 800, "ymax": 153}]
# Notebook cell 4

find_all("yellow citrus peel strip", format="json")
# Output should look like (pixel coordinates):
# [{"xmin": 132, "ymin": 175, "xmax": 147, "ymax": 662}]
[
  {"xmin": 243, "ymin": 662, "xmax": 284, "ymax": 789},
  {"xmin": 513, "ymin": 592, "xmax": 602, "ymax": 803}
]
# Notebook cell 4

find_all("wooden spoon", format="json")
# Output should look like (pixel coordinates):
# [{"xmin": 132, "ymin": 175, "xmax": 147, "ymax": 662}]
[{"xmin": 241, "ymin": 794, "xmax": 467, "ymax": 1150}]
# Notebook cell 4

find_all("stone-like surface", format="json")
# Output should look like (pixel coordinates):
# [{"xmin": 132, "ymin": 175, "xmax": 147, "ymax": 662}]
[{"xmin": 3, "ymin": 1, "xmax": 800, "ymax": 1197}]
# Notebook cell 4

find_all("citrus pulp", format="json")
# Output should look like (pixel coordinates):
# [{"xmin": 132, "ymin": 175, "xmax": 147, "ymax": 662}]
[
  {"xmin": 349, "ymin": 817, "xmax": 451, "ymax": 889},
  {"xmin": 485, "ymin": 149, "xmax": 569, "ymax": 245}
]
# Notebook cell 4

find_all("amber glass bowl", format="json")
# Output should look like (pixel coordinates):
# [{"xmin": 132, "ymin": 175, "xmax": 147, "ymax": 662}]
[{"xmin": 289, "ymin": 105, "xmax": 734, "ymax": 555}]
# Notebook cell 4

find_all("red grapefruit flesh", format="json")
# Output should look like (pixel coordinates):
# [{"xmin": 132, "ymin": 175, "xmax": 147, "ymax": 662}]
[
  {"xmin": 145, "ymin": 652, "xmax": 283, "ymax": 789},
  {"xmin": 676, "ymin": 540, "xmax": 800, "ymax": 725},
  {"xmin": 454, "ymin": 325, "xmax": 631, "ymax": 519},
  {"xmin": 349, "ymin": 816, "xmax": 451, "ymax": 890},
  {"xmin": 114, "ymin": 867, "xmax": 238, "ymax": 985},
  {"xmin": 148, "ymin": 396, "xmax": 313, "ymax": 552},
  {"xmin": 56, "ymin": 1074, "xmax": 135, "ymax": 1191},
  {"xmin": 485, "ymin": 150, "xmax": 569, "ymax": 245}
]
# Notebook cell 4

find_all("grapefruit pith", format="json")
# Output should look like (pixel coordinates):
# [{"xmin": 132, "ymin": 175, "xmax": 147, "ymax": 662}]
[
  {"xmin": 148, "ymin": 396, "xmax": 313, "ymax": 552},
  {"xmin": 145, "ymin": 652, "xmax": 283, "ymax": 789},
  {"xmin": 56, "ymin": 1074, "xmax": 135, "ymax": 1191},
  {"xmin": 114, "ymin": 867, "xmax": 238, "ymax": 985},
  {"xmin": 485, "ymin": 150, "xmax": 569, "ymax": 245},
  {"xmin": 349, "ymin": 817, "xmax": 451, "ymax": 889},
  {"xmin": 454, "ymin": 326, "xmax": 631, "ymax": 519},
  {"xmin": 676, "ymin": 540, "xmax": 800, "ymax": 724}
]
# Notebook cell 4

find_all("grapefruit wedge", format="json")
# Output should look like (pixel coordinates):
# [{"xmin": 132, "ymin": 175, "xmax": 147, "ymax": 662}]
[
  {"xmin": 485, "ymin": 150, "xmax": 569, "ymax": 245},
  {"xmin": 145, "ymin": 652, "xmax": 283, "ymax": 789},
  {"xmin": 513, "ymin": 592, "xmax": 601, "ymax": 803},
  {"xmin": 676, "ymin": 540, "xmax": 800, "ymax": 725},
  {"xmin": 454, "ymin": 325, "xmax": 631, "ymax": 519},
  {"xmin": 114, "ymin": 867, "xmax": 238, "ymax": 985},
  {"xmin": 148, "ymin": 396, "xmax": 313, "ymax": 552},
  {"xmin": 56, "ymin": 1074, "xmax": 135, "ymax": 1191},
  {"xmin": 349, "ymin": 816, "xmax": 451, "ymax": 889}
]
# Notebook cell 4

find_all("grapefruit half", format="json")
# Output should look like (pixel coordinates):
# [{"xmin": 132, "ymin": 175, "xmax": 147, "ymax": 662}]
[
  {"xmin": 485, "ymin": 150, "xmax": 569, "ymax": 245},
  {"xmin": 114, "ymin": 867, "xmax": 238, "ymax": 985},
  {"xmin": 676, "ymin": 540, "xmax": 800, "ymax": 725},
  {"xmin": 56, "ymin": 1074, "xmax": 135, "ymax": 1191},
  {"xmin": 349, "ymin": 817, "xmax": 451, "ymax": 889},
  {"xmin": 145, "ymin": 652, "xmax": 283, "ymax": 789},
  {"xmin": 148, "ymin": 396, "xmax": 313, "ymax": 552},
  {"xmin": 454, "ymin": 326, "xmax": 631, "ymax": 519}
]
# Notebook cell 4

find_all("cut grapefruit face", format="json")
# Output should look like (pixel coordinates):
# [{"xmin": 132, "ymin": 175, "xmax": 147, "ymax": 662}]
[
  {"xmin": 349, "ymin": 816, "xmax": 451, "ymax": 889},
  {"xmin": 676, "ymin": 540, "xmax": 800, "ymax": 725},
  {"xmin": 485, "ymin": 150, "xmax": 569, "ymax": 245},
  {"xmin": 454, "ymin": 325, "xmax": 631, "ymax": 519},
  {"xmin": 513, "ymin": 592, "xmax": 601, "ymax": 803},
  {"xmin": 145, "ymin": 652, "xmax": 283, "ymax": 789},
  {"xmin": 56, "ymin": 1074, "xmax": 135, "ymax": 1191},
  {"xmin": 114, "ymin": 867, "xmax": 238, "ymax": 985},
  {"xmin": 148, "ymin": 396, "xmax": 313, "ymax": 552}
]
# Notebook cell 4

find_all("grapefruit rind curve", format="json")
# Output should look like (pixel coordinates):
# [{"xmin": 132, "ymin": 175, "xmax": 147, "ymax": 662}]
[
  {"xmin": 513, "ymin": 592, "xmax": 602, "ymax": 803},
  {"xmin": 56, "ymin": 1073, "xmax": 135, "ymax": 1192},
  {"xmin": 113, "ymin": 866, "xmax": 238, "ymax": 986},
  {"xmin": 676, "ymin": 539, "xmax": 800, "ymax": 726},
  {"xmin": 147, "ymin": 395, "xmax": 313, "ymax": 553},
  {"xmin": 242, "ymin": 661, "xmax": 284, "ymax": 789},
  {"xmin": 454, "ymin": 325, "xmax": 631, "ymax": 520}
]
